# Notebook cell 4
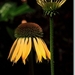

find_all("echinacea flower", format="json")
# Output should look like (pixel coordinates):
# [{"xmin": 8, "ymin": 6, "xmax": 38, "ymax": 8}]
[
  {"xmin": 7, "ymin": 20, "xmax": 51, "ymax": 65},
  {"xmin": 36, "ymin": 0, "xmax": 66, "ymax": 12}
]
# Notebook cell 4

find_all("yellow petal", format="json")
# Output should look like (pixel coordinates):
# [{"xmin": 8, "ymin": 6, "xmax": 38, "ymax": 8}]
[
  {"xmin": 59, "ymin": 0, "xmax": 66, "ymax": 7},
  {"xmin": 7, "ymin": 39, "xmax": 18, "ymax": 59},
  {"xmin": 40, "ymin": 38, "xmax": 51, "ymax": 59},
  {"xmin": 14, "ymin": 38, "xmax": 24, "ymax": 63},
  {"xmin": 36, "ymin": 37, "xmax": 46, "ymax": 59},
  {"xmin": 22, "ymin": 60, "xmax": 26, "ymax": 65},
  {"xmin": 10, "ymin": 38, "xmax": 22, "ymax": 62},
  {"xmin": 33, "ymin": 38, "xmax": 42, "ymax": 62},
  {"xmin": 22, "ymin": 38, "xmax": 28, "ymax": 59},
  {"xmin": 22, "ymin": 37, "xmax": 32, "ymax": 61},
  {"xmin": 35, "ymin": 55, "xmax": 40, "ymax": 63}
]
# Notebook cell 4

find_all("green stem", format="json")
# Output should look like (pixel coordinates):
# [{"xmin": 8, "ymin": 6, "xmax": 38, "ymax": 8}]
[
  {"xmin": 28, "ymin": 50, "xmax": 34, "ymax": 75},
  {"xmin": 50, "ymin": 16, "xmax": 54, "ymax": 75}
]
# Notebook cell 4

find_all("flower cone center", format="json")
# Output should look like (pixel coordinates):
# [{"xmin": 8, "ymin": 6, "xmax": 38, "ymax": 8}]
[{"xmin": 15, "ymin": 22, "xmax": 43, "ymax": 38}]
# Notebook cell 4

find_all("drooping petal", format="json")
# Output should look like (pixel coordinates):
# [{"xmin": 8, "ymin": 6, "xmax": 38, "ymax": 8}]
[
  {"xmin": 22, "ymin": 38, "xmax": 27, "ymax": 65},
  {"xmin": 36, "ymin": 0, "xmax": 44, "ymax": 7},
  {"xmin": 22, "ymin": 37, "xmax": 32, "ymax": 62},
  {"xmin": 59, "ymin": 0, "xmax": 66, "ymax": 7},
  {"xmin": 7, "ymin": 39, "xmax": 18, "ymax": 59},
  {"xmin": 39, "ymin": 38, "xmax": 51, "ymax": 59},
  {"xmin": 33, "ymin": 38, "xmax": 42, "ymax": 62},
  {"xmin": 10, "ymin": 38, "xmax": 22, "ymax": 62},
  {"xmin": 35, "ymin": 55, "xmax": 38, "ymax": 63},
  {"xmin": 35, "ymin": 54, "xmax": 41, "ymax": 63},
  {"xmin": 36, "ymin": 37, "xmax": 46, "ymax": 59},
  {"xmin": 22, "ymin": 38, "xmax": 28, "ymax": 59},
  {"xmin": 22, "ymin": 60, "xmax": 26, "ymax": 65},
  {"xmin": 14, "ymin": 38, "xmax": 25, "ymax": 63}
]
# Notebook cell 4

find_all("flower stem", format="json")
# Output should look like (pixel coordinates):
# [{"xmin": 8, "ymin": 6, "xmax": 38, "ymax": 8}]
[
  {"xmin": 50, "ymin": 16, "xmax": 54, "ymax": 75},
  {"xmin": 28, "ymin": 50, "xmax": 34, "ymax": 75}
]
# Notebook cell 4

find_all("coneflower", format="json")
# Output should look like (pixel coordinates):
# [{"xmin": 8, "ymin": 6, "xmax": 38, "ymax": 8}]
[
  {"xmin": 36, "ymin": 1, "xmax": 66, "ymax": 75},
  {"xmin": 7, "ymin": 20, "xmax": 51, "ymax": 65}
]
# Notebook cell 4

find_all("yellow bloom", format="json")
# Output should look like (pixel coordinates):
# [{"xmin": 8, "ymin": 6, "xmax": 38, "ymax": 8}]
[
  {"xmin": 7, "ymin": 21, "xmax": 51, "ymax": 65},
  {"xmin": 36, "ymin": 0, "xmax": 66, "ymax": 11}
]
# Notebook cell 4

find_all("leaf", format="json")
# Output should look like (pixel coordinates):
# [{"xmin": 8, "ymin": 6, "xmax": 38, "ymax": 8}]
[
  {"xmin": 10, "ymin": 3, "xmax": 35, "ymax": 16},
  {"xmin": 0, "ymin": 2, "xmax": 35, "ymax": 22},
  {"xmin": 6, "ymin": 26, "xmax": 15, "ymax": 40},
  {"xmin": 0, "ymin": 2, "xmax": 17, "ymax": 21}
]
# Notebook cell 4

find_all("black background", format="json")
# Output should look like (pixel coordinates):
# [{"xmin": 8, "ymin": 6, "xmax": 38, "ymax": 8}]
[{"xmin": 0, "ymin": 0, "xmax": 73, "ymax": 75}]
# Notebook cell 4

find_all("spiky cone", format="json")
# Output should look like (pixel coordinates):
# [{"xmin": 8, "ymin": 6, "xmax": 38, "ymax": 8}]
[{"xmin": 7, "ymin": 20, "xmax": 51, "ymax": 65}]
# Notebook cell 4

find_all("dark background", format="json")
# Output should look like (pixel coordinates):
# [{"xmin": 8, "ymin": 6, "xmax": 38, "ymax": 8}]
[{"xmin": 0, "ymin": 0, "xmax": 73, "ymax": 75}]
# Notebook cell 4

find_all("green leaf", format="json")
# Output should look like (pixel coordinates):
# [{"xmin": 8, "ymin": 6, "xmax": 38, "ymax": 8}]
[
  {"xmin": 0, "ymin": 2, "xmax": 35, "ymax": 22},
  {"xmin": 6, "ymin": 26, "xmax": 15, "ymax": 40},
  {"xmin": 10, "ymin": 3, "xmax": 35, "ymax": 16},
  {"xmin": 0, "ymin": 2, "xmax": 17, "ymax": 21}
]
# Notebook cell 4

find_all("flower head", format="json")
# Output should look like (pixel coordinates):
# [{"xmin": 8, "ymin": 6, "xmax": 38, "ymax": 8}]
[
  {"xmin": 7, "ymin": 20, "xmax": 51, "ymax": 65},
  {"xmin": 36, "ymin": 0, "xmax": 66, "ymax": 12}
]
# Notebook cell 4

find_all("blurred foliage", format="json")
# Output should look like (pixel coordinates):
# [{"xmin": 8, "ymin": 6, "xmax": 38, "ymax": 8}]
[
  {"xmin": 6, "ymin": 26, "xmax": 15, "ymax": 40},
  {"xmin": 0, "ymin": 2, "xmax": 35, "ymax": 21}
]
